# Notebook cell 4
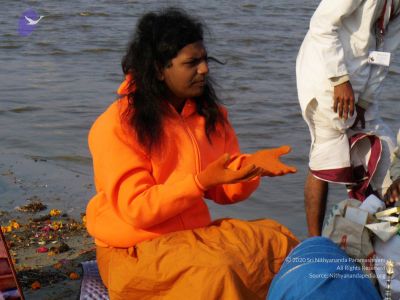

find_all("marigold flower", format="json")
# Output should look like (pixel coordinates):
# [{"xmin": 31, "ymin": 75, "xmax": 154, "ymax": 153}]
[
  {"xmin": 49, "ymin": 209, "xmax": 61, "ymax": 217},
  {"xmin": 51, "ymin": 221, "xmax": 63, "ymax": 230},
  {"xmin": 53, "ymin": 262, "xmax": 62, "ymax": 269},
  {"xmin": 1, "ymin": 225, "xmax": 12, "ymax": 233},
  {"xmin": 10, "ymin": 220, "xmax": 20, "ymax": 229},
  {"xmin": 31, "ymin": 281, "xmax": 41, "ymax": 290},
  {"xmin": 69, "ymin": 272, "xmax": 80, "ymax": 280}
]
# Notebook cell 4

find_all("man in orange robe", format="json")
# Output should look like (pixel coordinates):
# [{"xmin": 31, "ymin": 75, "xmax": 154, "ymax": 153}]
[{"xmin": 86, "ymin": 8, "xmax": 298, "ymax": 300}]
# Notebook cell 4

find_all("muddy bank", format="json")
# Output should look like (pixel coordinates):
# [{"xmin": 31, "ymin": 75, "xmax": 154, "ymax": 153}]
[{"xmin": 1, "ymin": 204, "xmax": 95, "ymax": 300}]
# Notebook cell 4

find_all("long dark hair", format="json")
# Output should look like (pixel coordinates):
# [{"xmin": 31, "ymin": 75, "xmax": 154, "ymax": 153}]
[{"xmin": 121, "ymin": 8, "xmax": 225, "ymax": 151}]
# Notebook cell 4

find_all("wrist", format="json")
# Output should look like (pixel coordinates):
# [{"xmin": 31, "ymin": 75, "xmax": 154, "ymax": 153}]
[
  {"xmin": 194, "ymin": 174, "xmax": 207, "ymax": 191},
  {"xmin": 195, "ymin": 172, "xmax": 213, "ymax": 191},
  {"xmin": 330, "ymin": 75, "xmax": 350, "ymax": 87}
]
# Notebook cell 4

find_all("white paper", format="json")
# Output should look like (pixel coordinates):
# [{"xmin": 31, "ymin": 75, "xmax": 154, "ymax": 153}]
[
  {"xmin": 366, "ymin": 222, "xmax": 399, "ymax": 242},
  {"xmin": 345, "ymin": 206, "xmax": 368, "ymax": 225},
  {"xmin": 359, "ymin": 194, "xmax": 385, "ymax": 214}
]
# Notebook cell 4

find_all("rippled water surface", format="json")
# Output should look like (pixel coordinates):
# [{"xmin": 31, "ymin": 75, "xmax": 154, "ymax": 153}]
[{"xmin": 1, "ymin": 0, "xmax": 399, "ymax": 239}]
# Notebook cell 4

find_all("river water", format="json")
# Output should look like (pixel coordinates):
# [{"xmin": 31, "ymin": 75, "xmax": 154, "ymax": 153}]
[{"xmin": 1, "ymin": 0, "xmax": 399, "ymax": 239}]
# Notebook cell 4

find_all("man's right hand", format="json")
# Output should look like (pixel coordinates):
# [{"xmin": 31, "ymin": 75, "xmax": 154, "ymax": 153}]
[{"xmin": 333, "ymin": 81, "xmax": 355, "ymax": 120}]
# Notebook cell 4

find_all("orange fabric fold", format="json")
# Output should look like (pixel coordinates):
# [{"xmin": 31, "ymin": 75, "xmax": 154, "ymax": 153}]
[{"xmin": 96, "ymin": 219, "xmax": 299, "ymax": 300}]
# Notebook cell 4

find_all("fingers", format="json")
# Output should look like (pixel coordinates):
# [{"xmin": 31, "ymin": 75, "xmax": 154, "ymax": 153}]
[
  {"xmin": 349, "ymin": 97, "xmax": 355, "ymax": 117},
  {"xmin": 286, "ymin": 165, "xmax": 297, "ymax": 173},
  {"xmin": 276, "ymin": 145, "xmax": 292, "ymax": 155},
  {"xmin": 235, "ymin": 163, "xmax": 258, "ymax": 179},
  {"xmin": 251, "ymin": 146, "xmax": 297, "ymax": 176},
  {"xmin": 384, "ymin": 181, "xmax": 400, "ymax": 206},
  {"xmin": 216, "ymin": 153, "xmax": 231, "ymax": 167},
  {"xmin": 384, "ymin": 186, "xmax": 392, "ymax": 206},
  {"xmin": 228, "ymin": 164, "xmax": 260, "ymax": 183},
  {"xmin": 390, "ymin": 185, "xmax": 399, "ymax": 202},
  {"xmin": 341, "ymin": 98, "xmax": 354, "ymax": 120},
  {"xmin": 274, "ymin": 147, "xmax": 297, "ymax": 174},
  {"xmin": 384, "ymin": 195, "xmax": 390, "ymax": 206},
  {"xmin": 384, "ymin": 190, "xmax": 395, "ymax": 207},
  {"xmin": 277, "ymin": 163, "xmax": 297, "ymax": 174},
  {"xmin": 333, "ymin": 96, "xmax": 339, "ymax": 113},
  {"xmin": 262, "ymin": 163, "xmax": 297, "ymax": 177},
  {"xmin": 337, "ymin": 98, "xmax": 356, "ymax": 120},
  {"xmin": 333, "ymin": 82, "xmax": 355, "ymax": 120},
  {"xmin": 242, "ymin": 166, "xmax": 264, "ymax": 181},
  {"xmin": 338, "ymin": 97, "xmax": 344, "ymax": 119},
  {"xmin": 342, "ymin": 98, "xmax": 350, "ymax": 120}
]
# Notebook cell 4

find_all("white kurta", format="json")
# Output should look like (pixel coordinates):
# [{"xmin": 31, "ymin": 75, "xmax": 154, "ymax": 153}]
[
  {"xmin": 297, "ymin": 0, "xmax": 400, "ymax": 112},
  {"xmin": 297, "ymin": 0, "xmax": 400, "ymax": 197}
]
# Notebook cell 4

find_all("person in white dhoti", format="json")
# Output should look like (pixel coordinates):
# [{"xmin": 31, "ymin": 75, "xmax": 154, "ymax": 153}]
[
  {"xmin": 384, "ymin": 129, "xmax": 400, "ymax": 205},
  {"xmin": 297, "ymin": 0, "xmax": 400, "ymax": 236}
]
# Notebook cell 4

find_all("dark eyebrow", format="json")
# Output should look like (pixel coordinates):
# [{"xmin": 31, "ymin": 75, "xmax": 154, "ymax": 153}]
[
  {"xmin": 183, "ymin": 54, "xmax": 225, "ymax": 65},
  {"xmin": 184, "ymin": 53, "xmax": 226, "ymax": 65},
  {"xmin": 183, "ymin": 55, "xmax": 206, "ymax": 65},
  {"xmin": 185, "ymin": 52, "xmax": 207, "ymax": 61}
]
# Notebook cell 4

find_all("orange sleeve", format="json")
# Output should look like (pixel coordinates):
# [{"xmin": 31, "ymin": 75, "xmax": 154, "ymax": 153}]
[
  {"xmin": 89, "ymin": 102, "xmax": 204, "ymax": 229},
  {"xmin": 205, "ymin": 108, "xmax": 260, "ymax": 204}
]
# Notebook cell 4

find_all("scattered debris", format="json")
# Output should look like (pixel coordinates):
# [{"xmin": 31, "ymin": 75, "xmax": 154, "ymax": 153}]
[
  {"xmin": 37, "ymin": 247, "xmax": 49, "ymax": 253},
  {"xmin": 48, "ymin": 242, "xmax": 70, "ymax": 255},
  {"xmin": 20, "ymin": 268, "xmax": 68, "ymax": 290},
  {"xmin": 15, "ymin": 198, "xmax": 47, "ymax": 213},
  {"xmin": 1, "ymin": 207, "xmax": 94, "ymax": 292}
]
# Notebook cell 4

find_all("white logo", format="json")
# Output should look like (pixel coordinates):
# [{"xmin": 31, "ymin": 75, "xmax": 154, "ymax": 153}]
[{"xmin": 25, "ymin": 15, "xmax": 44, "ymax": 26}]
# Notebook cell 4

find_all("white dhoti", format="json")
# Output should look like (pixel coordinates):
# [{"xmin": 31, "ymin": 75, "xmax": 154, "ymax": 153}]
[{"xmin": 305, "ymin": 98, "xmax": 395, "ymax": 199}]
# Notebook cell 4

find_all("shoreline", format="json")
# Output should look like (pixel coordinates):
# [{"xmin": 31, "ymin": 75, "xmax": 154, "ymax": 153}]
[{"xmin": 0, "ymin": 153, "xmax": 94, "ymax": 218}]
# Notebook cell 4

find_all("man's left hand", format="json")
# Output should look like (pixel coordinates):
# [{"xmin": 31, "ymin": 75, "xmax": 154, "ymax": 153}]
[{"xmin": 384, "ymin": 178, "xmax": 400, "ymax": 206}]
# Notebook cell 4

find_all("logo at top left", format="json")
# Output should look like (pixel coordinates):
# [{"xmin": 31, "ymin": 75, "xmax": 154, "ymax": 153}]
[{"xmin": 18, "ymin": 9, "xmax": 44, "ymax": 36}]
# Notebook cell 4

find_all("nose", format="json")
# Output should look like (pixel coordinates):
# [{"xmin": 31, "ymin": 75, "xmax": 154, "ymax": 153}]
[{"xmin": 197, "ymin": 60, "xmax": 209, "ymax": 75}]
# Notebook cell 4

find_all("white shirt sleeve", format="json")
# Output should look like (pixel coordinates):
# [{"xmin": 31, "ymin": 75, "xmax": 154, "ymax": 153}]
[{"xmin": 308, "ymin": 0, "xmax": 363, "ymax": 79}]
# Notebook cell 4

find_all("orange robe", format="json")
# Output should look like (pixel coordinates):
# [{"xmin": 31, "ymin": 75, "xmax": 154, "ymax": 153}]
[
  {"xmin": 86, "ymin": 97, "xmax": 260, "ymax": 248},
  {"xmin": 96, "ymin": 218, "xmax": 298, "ymax": 300},
  {"xmin": 86, "ymin": 84, "xmax": 298, "ymax": 299}
]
